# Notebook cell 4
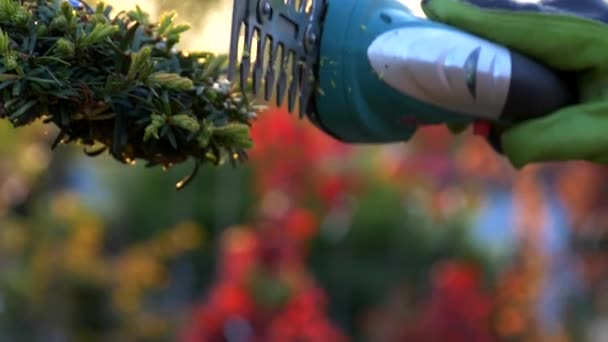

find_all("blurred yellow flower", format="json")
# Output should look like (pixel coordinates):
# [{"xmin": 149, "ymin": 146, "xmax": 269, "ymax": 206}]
[
  {"xmin": 50, "ymin": 191, "xmax": 84, "ymax": 222},
  {"xmin": 130, "ymin": 313, "xmax": 170, "ymax": 339},
  {"xmin": 29, "ymin": 242, "xmax": 59, "ymax": 306},
  {"xmin": 113, "ymin": 285, "xmax": 142, "ymax": 314},
  {"xmin": 0, "ymin": 222, "xmax": 28, "ymax": 254},
  {"xmin": 116, "ymin": 248, "xmax": 167, "ymax": 289},
  {"xmin": 145, "ymin": 221, "xmax": 204, "ymax": 259},
  {"xmin": 166, "ymin": 221, "xmax": 204, "ymax": 254},
  {"xmin": 63, "ymin": 218, "xmax": 107, "ymax": 281},
  {"xmin": 19, "ymin": 143, "xmax": 51, "ymax": 176}
]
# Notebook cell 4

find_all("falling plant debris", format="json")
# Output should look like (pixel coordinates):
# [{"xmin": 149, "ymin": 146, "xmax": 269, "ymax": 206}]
[{"xmin": 0, "ymin": 0, "xmax": 261, "ymax": 189}]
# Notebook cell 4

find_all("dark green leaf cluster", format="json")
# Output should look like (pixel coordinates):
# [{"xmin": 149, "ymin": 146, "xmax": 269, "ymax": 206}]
[{"xmin": 0, "ymin": 0, "xmax": 258, "ymax": 188}]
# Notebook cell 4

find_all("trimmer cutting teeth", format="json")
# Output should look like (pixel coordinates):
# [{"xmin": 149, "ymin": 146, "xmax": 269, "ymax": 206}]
[{"xmin": 228, "ymin": 0, "xmax": 326, "ymax": 117}]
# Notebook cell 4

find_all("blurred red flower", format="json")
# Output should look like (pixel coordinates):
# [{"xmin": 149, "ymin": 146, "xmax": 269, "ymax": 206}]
[
  {"xmin": 181, "ymin": 212, "xmax": 345, "ymax": 342},
  {"xmin": 401, "ymin": 261, "xmax": 495, "ymax": 342},
  {"xmin": 266, "ymin": 287, "xmax": 348, "ymax": 342},
  {"xmin": 183, "ymin": 283, "xmax": 256, "ymax": 342},
  {"xmin": 284, "ymin": 208, "xmax": 318, "ymax": 244},
  {"xmin": 249, "ymin": 108, "xmax": 351, "ymax": 200}
]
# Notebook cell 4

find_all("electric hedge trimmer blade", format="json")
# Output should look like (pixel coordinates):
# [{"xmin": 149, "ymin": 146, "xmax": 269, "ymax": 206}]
[{"xmin": 228, "ymin": 0, "xmax": 326, "ymax": 117}]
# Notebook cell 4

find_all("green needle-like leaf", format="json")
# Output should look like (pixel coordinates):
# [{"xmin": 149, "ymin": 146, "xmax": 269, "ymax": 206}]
[{"xmin": 0, "ymin": 0, "xmax": 261, "ymax": 189}]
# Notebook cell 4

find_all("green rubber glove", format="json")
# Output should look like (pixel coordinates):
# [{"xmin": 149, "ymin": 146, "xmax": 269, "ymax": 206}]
[{"xmin": 421, "ymin": 0, "xmax": 608, "ymax": 168}]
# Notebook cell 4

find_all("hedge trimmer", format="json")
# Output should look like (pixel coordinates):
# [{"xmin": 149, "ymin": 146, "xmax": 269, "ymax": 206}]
[{"xmin": 228, "ymin": 0, "xmax": 574, "ymax": 142}]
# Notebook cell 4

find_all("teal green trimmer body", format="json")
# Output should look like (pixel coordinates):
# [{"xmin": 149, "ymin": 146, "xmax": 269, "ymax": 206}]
[{"xmin": 228, "ymin": 0, "xmax": 574, "ymax": 144}]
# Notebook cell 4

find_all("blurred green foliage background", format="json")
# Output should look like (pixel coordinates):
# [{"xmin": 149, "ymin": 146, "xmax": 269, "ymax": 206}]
[{"xmin": 0, "ymin": 1, "xmax": 606, "ymax": 342}]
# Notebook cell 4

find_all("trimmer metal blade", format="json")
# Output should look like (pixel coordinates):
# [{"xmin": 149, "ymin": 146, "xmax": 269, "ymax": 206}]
[{"xmin": 228, "ymin": 0, "xmax": 326, "ymax": 117}]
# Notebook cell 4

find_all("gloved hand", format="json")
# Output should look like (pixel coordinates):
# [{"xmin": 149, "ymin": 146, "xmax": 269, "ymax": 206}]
[{"xmin": 421, "ymin": 0, "xmax": 608, "ymax": 168}]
